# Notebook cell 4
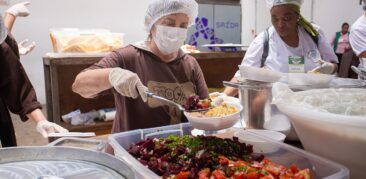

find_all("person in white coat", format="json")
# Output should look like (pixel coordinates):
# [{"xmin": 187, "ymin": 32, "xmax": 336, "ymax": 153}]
[
  {"xmin": 350, "ymin": 0, "xmax": 366, "ymax": 72},
  {"xmin": 223, "ymin": 0, "xmax": 338, "ymax": 96}
]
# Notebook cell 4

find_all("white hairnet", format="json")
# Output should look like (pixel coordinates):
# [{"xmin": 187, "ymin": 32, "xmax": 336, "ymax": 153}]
[
  {"xmin": 266, "ymin": 0, "xmax": 303, "ymax": 9},
  {"xmin": 0, "ymin": 14, "xmax": 7, "ymax": 44},
  {"xmin": 144, "ymin": 0, "xmax": 198, "ymax": 32}
]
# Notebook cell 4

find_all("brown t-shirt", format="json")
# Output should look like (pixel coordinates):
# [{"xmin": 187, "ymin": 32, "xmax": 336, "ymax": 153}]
[{"xmin": 88, "ymin": 43, "xmax": 209, "ymax": 133}]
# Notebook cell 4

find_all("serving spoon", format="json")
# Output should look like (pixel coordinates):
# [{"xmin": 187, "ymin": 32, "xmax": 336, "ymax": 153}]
[
  {"xmin": 351, "ymin": 66, "xmax": 366, "ymax": 79},
  {"xmin": 146, "ymin": 92, "xmax": 212, "ymax": 112}
]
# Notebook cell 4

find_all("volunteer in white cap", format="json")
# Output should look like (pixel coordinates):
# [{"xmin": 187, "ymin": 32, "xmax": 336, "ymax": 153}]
[
  {"xmin": 223, "ymin": 0, "xmax": 338, "ymax": 96},
  {"xmin": 349, "ymin": 0, "xmax": 366, "ymax": 73},
  {"xmin": 73, "ymin": 0, "xmax": 208, "ymax": 137},
  {"xmin": 1, "ymin": 1, "xmax": 35, "ymax": 55}
]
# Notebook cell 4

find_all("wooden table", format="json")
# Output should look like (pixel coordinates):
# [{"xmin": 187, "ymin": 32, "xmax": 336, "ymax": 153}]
[
  {"xmin": 43, "ymin": 54, "xmax": 114, "ymax": 135},
  {"xmin": 191, "ymin": 51, "xmax": 244, "ymax": 88}
]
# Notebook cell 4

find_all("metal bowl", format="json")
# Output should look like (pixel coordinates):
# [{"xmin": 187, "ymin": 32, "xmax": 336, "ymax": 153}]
[{"xmin": 0, "ymin": 146, "xmax": 136, "ymax": 179}]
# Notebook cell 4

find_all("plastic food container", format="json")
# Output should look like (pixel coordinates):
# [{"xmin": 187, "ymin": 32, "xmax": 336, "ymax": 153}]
[
  {"xmin": 184, "ymin": 102, "xmax": 243, "ymax": 131},
  {"xmin": 283, "ymin": 73, "xmax": 333, "ymax": 88},
  {"xmin": 50, "ymin": 28, "xmax": 124, "ymax": 53},
  {"xmin": 239, "ymin": 65, "xmax": 282, "ymax": 83},
  {"xmin": 234, "ymin": 129, "xmax": 286, "ymax": 153},
  {"xmin": 108, "ymin": 123, "xmax": 349, "ymax": 179},
  {"xmin": 275, "ymin": 88, "xmax": 366, "ymax": 179}
]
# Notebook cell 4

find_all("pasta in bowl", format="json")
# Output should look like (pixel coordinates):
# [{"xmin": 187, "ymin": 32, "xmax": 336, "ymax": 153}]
[{"xmin": 184, "ymin": 103, "xmax": 243, "ymax": 131}]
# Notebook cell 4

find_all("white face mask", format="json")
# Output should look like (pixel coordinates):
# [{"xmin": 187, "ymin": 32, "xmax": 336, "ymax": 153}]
[
  {"xmin": 0, "ymin": 0, "xmax": 10, "ymax": 6},
  {"xmin": 153, "ymin": 25, "xmax": 187, "ymax": 55},
  {"xmin": 0, "ymin": 14, "xmax": 7, "ymax": 44}
]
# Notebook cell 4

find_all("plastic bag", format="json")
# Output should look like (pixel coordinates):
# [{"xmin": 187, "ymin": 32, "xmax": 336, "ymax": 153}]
[
  {"xmin": 272, "ymin": 82, "xmax": 366, "ymax": 117},
  {"xmin": 50, "ymin": 28, "xmax": 124, "ymax": 53}
]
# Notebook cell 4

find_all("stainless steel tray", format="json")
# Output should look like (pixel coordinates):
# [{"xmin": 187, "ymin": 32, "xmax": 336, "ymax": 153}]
[{"xmin": 0, "ymin": 146, "xmax": 135, "ymax": 179}]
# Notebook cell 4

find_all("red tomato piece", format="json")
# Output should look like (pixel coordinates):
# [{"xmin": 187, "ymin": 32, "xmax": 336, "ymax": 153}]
[
  {"xmin": 176, "ymin": 171, "xmax": 190, "ymax": 179},
  {"xmin": 247, "ymin": 171, "xmax": 259, "ymax": 179},
  {"xmin": 198, "ymin": 168, "xmax": 211, "ymax": 178},
  {"xmin": 212, "ymin": 169, "xmax": 227, "ymax": 179},
  {"xmin": 233, "ymin": 171, "xmax": 246, "ymax": 179},
  {"xmin": 219, "ymin": 156, "xmax": 230, "ymax": 165}
]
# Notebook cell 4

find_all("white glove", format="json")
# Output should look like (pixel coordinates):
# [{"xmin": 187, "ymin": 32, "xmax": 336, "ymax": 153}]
[
  {"xmin": 18, "ymin": 39, "xmax": 35, "ymax": 55},
  {"xmin": 36, "ymin": 120, "xmax": 69, "ymax": 138},
  {"xmin": 109, "ymin": 68, "xmax": 148, "ymax": 102},
  {"xmin": 6, "ymin": 1, "xmax": 30, "ymax": 17},
  {"xmin": 309, "ymin": 60, "xmax": 337, "ymax": 74}
]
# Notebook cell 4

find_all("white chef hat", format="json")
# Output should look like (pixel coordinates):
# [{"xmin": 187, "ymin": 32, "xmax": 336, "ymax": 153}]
[
  {"xmin": 266, "ymin": 0, "xmax": 304, "ymax": 9},
  {"xmin": 0, "ymin": 14, "xmax": 8, "ymax": 44},
  {"xmin": 144, "ymin": 0, "xmax": 198, "ymax": 32}
]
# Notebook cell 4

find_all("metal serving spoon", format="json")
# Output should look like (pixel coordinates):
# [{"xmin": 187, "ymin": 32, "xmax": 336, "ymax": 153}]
[
  {"xmin": 146, "ymin": 92, "xmax": 211, "ymax": 112},
  {"xmin": 351, "ymin": 66, "xmax": 366, "ymax": 79}
]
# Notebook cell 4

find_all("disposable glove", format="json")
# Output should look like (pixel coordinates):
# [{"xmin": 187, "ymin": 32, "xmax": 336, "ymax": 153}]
[
  {"xmin": 36, "ymin": 120, "xmax": 69, "ymax": 138},
  {"xmin": 109, "ymin": 68, "xmax": 148, "ymax": 102},
  {"xmin": 18, "ymin": 39, "xmax": 35, "ymax": 55},
  {"xmin": 6, "ymin": 1, "xmax": 30, "ymax": 17},
  {"xmin": 309, "ymin": 60, "xmax": 337, "ymax": 74}
]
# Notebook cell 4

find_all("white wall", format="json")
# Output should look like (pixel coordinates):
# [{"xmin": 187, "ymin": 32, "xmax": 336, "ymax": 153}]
[
  {"xmin": 1, "ymin": 0, "xmax": 150, "ymax": 104},
  {"xmin": 241, "ymin": 0, "xmax": 364, "ymax": 45},
  {"xmin": 1, "ymin": 0, "xmax": 363, "ymax": 104}
]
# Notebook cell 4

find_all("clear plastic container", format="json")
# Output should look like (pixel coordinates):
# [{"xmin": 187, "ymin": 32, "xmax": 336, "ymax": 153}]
[
  {"xmin": 108, "ymin": 123, "xmax": 349, "ymax": 179},
  {"xmin": 275, "ymin": 88, "xmax": 366, "ymax": 179},
  {"xmin": 50, "ymin": 28, "xmax": 124, "ymax": 53}
]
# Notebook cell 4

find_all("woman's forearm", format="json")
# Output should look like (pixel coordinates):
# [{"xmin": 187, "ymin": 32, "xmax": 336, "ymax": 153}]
[
  {"xmin": 72, "ymin": 68, "xmax": 113, "ymax": 98},
  {"xmin": 3, "ymin": 13, "xmax": 16, "ymax": 32},
  {"xmin": 27, "ymin": 108, "xmax": 46, "ymax": 123},
  {"xmin": 223, "ymin": 77, "xmax": 239, "ymax": 97}
]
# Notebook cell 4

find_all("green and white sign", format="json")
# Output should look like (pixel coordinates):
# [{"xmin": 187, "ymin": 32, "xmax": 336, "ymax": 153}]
[{"xmin": 288, "ymin": 56, "xmax": 305, "ymax": 73}]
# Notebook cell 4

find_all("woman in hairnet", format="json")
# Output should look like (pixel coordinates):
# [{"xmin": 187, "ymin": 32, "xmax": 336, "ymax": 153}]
[
  {"xmin": 73, "ymin": 0, "xmax": 208, "ymax": 133},
  {"xmin": 350, "ymin": 0, "xmax": 366, "ymax": 75},
  {"xmin": 0, "ymin": 9, "xmax": 68, "ymax": 147},
  {"xmin": 224, "ymin": 0, "xmax": 338, "ymax": 96}
]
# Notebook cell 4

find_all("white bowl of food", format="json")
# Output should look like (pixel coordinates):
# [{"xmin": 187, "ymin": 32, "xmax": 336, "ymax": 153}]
[
  {"xmin": 239, "ymin": 65, "xmax": 282, "ymax": 83},
  {"xmin": 275, "ymin": 88, "xmax": 366, "ymax": 179},
  {"xmin": 184, "ymin": 103, "xmax": 243, "ymax": 131},
  {"xmin": 234, "ymin": 129, "xmax": 286, "ymax": 153}
]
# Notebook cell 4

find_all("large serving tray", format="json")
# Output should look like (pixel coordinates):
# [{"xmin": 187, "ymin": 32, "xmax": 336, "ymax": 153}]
[
  {"xmin": 108, "ymin": 123, "xmax": 349, "ymax": 179},
  {"xmin": 0, "ymin": 146, "xmax": 135, "ymax": 179}
]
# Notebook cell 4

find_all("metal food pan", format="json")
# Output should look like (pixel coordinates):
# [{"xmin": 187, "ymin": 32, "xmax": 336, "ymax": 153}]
[{"xmin": 0, "ymin": 146, "xmax": 136, "ymax": 179}]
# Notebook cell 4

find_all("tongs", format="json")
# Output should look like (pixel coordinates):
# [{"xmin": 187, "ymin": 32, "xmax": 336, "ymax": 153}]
[
  {"xmin": 146, "ymin": 91, "xmax": 211, "ymax": 112},
  {"xmin": 351, "ymin": 66, "xmax": 366, "ymax": 80}
]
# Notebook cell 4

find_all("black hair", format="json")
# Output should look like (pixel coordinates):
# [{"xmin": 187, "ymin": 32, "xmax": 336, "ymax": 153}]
[{"xmin": 342, "ymin": 22, "xmax": 349, "ymax": 27}]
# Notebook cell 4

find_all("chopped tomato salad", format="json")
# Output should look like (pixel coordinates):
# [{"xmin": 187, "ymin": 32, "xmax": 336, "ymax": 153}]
[{"xmin": 128, "ymin": 135, "xmax": 311, "ymax": 179}]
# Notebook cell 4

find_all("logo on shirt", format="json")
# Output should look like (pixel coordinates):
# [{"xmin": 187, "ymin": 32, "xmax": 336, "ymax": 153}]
[{"xmin": 147, "ymin": 81, "xmax": 196, "ymax": 124}]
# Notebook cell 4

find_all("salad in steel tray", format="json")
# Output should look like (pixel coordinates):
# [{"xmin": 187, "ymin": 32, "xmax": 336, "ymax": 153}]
[{"xmin": 127, "ymin": 135, "xmax": 311, "ymax": 179}]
